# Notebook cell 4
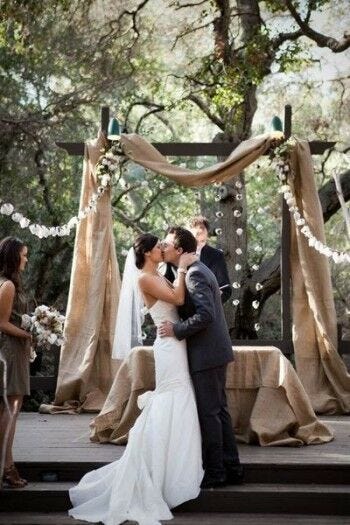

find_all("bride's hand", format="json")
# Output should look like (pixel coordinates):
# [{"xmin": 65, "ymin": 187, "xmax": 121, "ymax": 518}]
[{"xmin": 178, "ymin": 252, "xmax": 197, "ymax": 269}]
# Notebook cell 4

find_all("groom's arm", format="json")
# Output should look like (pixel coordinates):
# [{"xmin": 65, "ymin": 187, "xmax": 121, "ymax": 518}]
[{"xmin": 173, "ymin": 269, "xmax": 215, "ymax": 340}]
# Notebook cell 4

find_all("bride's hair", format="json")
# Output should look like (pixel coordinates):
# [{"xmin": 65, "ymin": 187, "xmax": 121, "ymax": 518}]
[{"xmin": 133, "ymin": 233, "xmax": 159, "ymax": 269}]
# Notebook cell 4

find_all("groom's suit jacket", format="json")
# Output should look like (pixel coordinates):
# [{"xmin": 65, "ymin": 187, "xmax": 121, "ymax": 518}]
[{"xmin": 173, "ymin": 261, "xmax": 234, "ymax": 374}]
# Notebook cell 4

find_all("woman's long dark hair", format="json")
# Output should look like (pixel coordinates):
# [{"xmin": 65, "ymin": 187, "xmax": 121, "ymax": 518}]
[
  {"xmin": 0, "ymin": 236, "xmax": 25, "ymax": 289},
  {"xmin": 133, "ymin": 233, "xmax": 159, "ymax": 269}
]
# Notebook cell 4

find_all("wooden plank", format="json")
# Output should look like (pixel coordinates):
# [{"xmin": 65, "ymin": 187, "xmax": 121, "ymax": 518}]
[
  {"xmin": 284, "ymin": 105, "xmax": 292, "ymax": 139},
  {"xmin": 2, "ymin": 481, "xmax": 349, "ymax": 514},
  {"xmin": 100, "ymin": 106, "xmax": 109, "ymax": 134},
  {"xmin": 0, "ymin": 512, "xmax": 347, "ymax": 525},
  {"xmin": 55, "ymin": 140, "xmax": 336, "ymax": 157},
  {"xmin": 13, "ymin": 413, "xmax": 350, "ymax": 466}
]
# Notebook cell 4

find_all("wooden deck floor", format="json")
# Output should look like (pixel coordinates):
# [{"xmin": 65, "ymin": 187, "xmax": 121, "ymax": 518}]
[
  {"xmin": 1, "ymin": 512, "xmax": 349, "ymax": 525},
  {"xmin": 14, "ymin": 413, "xmax": 350, "ymax": 465}
]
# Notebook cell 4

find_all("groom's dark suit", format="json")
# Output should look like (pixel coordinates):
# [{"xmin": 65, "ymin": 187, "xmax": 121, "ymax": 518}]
[{"xmin": 173, "ymin": 261, "xmax": 240, "ymax": 482}]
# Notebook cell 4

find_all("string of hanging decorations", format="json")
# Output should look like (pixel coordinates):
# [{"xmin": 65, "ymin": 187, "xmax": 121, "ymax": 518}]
[
  {"xmin": 272, "ymin": 138, "xmax": 350, "ymax": 264},
  {"xmin": 0, "ymin": 136, "xmax": 349, "ymax": 265},
  {"xmin": 0, "ymin": 143, "xmax": 121, "ymax": 238}
]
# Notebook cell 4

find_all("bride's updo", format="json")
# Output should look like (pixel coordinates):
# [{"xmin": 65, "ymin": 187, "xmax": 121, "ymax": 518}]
[{"xmin": 133, "ymin": 233, "xmax": 159, "ymax": 269}]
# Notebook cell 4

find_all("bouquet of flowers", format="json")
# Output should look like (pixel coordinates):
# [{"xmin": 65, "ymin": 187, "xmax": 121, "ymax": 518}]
[{"xmin": 21, "ymin": 305, "xmax": 65, "ymax": 360}]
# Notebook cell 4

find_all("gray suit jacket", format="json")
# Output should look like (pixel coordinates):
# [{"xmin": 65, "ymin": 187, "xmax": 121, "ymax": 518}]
[{"xmin": 173, "ymin": 261, "xmax": 234, "ymax": 373}]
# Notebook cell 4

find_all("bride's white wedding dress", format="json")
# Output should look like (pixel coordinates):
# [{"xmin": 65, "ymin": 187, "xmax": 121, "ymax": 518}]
[{"xmin": 69, "ymin": 299, "xmax": 204, "ymax": 525}]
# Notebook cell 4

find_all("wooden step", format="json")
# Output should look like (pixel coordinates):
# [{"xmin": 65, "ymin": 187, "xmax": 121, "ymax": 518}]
[
  {"xmin": 1, "ymin": 482, "xmax": 350, "ymax": 515},
  {"xmin": 16, "ymin": 461, "xmax": 350, "ymax": 484},
  {"xmin": 0, "ymin": 512, "xmax": 349, "ymax": 525}
]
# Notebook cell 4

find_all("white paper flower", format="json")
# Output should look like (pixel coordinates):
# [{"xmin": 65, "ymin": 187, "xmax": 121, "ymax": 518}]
[
  {"xmin": 215, "ymin": 211, "xmax": 224, "ymax": 218},
  {"xmin": 235, "ymin": 181, "xmax": 242, "ymax": 189},
  {"xmin": 254, "ymin": 323, "xmax": 260, "ymax": 331},
  {"xmin": 252, "ymin": 264, "xmax": 259, "ymax": 271},
  {"xmin": 235, "ymin": 248, "xmax": 242, "ymax": 255},
  {"xmin": 235, "ymin": 264, "xmax": 241, "ymax": 271},
  {"xmin": 232, "ymin": 282, "xmax": 241, "ymax": 289},
  {"xmin": 0, "ymin": 203, "xmax": 14, "ymax": 215},
  {"xmin": 67, "ymin": 217, "xmax": 79, "ymax": 228},
  {"xmin": 12, "ymin": 212, "xmax": 23, "ymax": 223},
  {"xmin": 252, "ymin": 300, "xmax": 260, "ymax": 309},
  {"xmin": 236, "ymin": 228, "xmax": 243, "ymax": 236},
  {"xmin": 101, "ymin": 174, "xmax": 111, "ymax": 187},
  {"xmin": 20, "ymin": 217, "xmax": 30, "ymax": 228},
  {"xmin": 235, "ymin": 193, "xmax": 243, "ymax": 201},
  {"xmin": 215, "ymin": 228, "xmax": 222, "ymax": 235},
  {"xmin": 233, "ymin": 210, "xmax": 241, "ymax": 218},
  {"xmin": 255, "ymin": 283, "xmax": 263, "ymax": 291},
  {"xmin": 232, "ymin": 299, "xmax": 240, "ymax": 306}
]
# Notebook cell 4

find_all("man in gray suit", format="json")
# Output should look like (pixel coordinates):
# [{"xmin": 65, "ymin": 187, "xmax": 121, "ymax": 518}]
[{"xmin": 159, "ymin": 226, "xmax": 243, "ymax": 489}]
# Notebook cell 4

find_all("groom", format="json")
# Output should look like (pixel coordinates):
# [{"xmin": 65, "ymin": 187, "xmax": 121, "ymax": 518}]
[{"xmin": 159, "ymin": 226, "xmax": 243, "ymax": 489}]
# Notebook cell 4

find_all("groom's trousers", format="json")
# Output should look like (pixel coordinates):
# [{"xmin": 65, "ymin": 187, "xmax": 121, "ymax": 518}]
[{"xmin": 191, "ymin": 364, "xmax": 240, "ymax": 479}]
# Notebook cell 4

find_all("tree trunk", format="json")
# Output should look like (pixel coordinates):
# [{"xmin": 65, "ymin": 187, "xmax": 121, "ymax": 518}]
[{"xmin": 234, "ymin": 169, "xmax": 350, "ymax": 338}]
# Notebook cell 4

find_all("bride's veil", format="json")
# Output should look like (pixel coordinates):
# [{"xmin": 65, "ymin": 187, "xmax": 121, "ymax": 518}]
[{"xmin": 112, "ymin": 247, "xmax": 145, "ymax": 360}]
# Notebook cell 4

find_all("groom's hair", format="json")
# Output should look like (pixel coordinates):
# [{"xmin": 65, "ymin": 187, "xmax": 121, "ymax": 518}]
[{"xmin": 167, "ymin": 226, "xmax": 197, "ymax": 253}]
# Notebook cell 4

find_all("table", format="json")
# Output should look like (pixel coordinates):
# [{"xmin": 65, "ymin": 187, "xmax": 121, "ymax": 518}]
[{"xmin": 90, "ymin": 346, "xmax": 333, "ymax": 447}]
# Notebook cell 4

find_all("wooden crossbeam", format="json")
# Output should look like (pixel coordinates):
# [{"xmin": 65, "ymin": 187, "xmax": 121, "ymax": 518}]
[
  {"xmin": 56, "ymin": 104, "xmax": 335, "ymax": 157},
  {"xmin": 56, "ymin": 140, "xmax": 335, "ymax": 157}
]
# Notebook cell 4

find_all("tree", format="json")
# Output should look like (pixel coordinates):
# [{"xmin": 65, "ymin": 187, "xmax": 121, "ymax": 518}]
[
  {"xmin": 122, "ymin": 0, "xmax": 350, "ymax": 338},
  {"xmin": 0, "ymin": 0, "xmax": 349, "ymax": 340}
]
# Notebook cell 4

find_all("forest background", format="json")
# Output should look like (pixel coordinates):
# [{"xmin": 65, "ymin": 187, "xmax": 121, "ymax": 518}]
[{"xmin": 1, "ymin": 0, "xmax": 349, "ymax": 368}]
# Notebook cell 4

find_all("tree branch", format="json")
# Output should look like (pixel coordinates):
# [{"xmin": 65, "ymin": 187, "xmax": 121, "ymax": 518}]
[
  {"xmin": 172, "ymin": 20, "xmax": 214, "ymax": 49},
  {"xmin": 185, "ymin": 93, "xmax": 225, "ymax": 129},
  {"xmin": 171, "ymin": 0, "xmax": 208, "ymax": 8},
  {"xmin": 272, "ymin": 28, "xmax": 303, "ymax": 49},
  {"xmin": 285, "ymin": 0, "xmax": 350, "ymax": 52}
]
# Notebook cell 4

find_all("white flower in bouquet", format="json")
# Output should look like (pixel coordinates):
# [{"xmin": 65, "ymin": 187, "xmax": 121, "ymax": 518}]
[
  {"xmin": 21, "ymin": 314, "xmax": 32, "ymax": 330},
  {"xmin": 47, "ymin": 333, "xmax": 58, "ymax": 345},
  {"xmin": 21, "ymin": 304, "xmax": 65, "ymax": 351}
]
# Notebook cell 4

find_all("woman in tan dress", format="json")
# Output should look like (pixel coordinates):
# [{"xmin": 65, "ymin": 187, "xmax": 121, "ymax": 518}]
[{"xmin": 0, "ymin": 236, "xmax": 32, "ymax": 488}]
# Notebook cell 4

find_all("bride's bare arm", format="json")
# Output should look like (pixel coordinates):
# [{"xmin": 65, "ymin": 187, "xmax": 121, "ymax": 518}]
[{"xmin": 138, "ymin": 253, "xmax": 197, "ymax": 306}]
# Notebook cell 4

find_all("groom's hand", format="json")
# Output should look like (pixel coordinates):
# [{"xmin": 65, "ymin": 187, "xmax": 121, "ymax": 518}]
[{"xmin": 158, "ymin": 321, "xmax": 174, "ymax": 338}]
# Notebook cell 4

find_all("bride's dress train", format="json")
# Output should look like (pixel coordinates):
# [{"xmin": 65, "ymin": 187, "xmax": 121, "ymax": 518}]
[{"xmin": 69, "ymin": 300, "xmax": 204, "ymax": 525}]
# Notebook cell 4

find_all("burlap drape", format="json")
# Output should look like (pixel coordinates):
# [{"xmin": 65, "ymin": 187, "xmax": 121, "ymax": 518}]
[
  {"xmin": 42, "ymin": 131, "xmax": 349, "ymax": 416},
  {"xmin": 120, "ymin": 132, "xmax": 280, "ymax": 187},
  {"xmin": 40, "ymin": 133, "xmax": 121, "ymax": 413},
  {"xmin": 289, "ymin": 141, "xmax": 350, "ymax": 414},
  {"xmin": 119, "ymin": 133, "xmax": 350, "ymax": 415}
]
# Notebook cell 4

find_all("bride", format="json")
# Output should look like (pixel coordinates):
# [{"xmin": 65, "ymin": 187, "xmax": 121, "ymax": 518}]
[{"xmin": 69, "ymin": 233, "xmax": 204, "ymax": 525}]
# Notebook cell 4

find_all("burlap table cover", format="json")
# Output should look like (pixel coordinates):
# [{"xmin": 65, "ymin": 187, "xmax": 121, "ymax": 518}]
[{"xmin": 90, "ymin": 346, "xmax": 333, "ymax": 447}]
